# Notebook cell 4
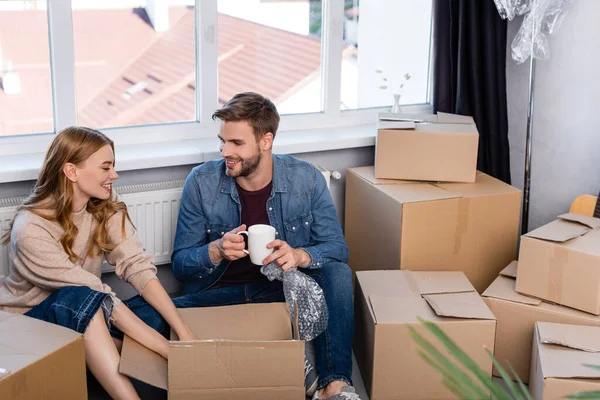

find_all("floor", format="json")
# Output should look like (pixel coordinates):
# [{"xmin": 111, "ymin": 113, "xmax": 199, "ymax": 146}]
[{"xmin": 88, "ymin": 353, "xmax": 520, "ymax": 399}]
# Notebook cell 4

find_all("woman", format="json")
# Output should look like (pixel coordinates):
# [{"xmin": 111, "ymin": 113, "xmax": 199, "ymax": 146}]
[{"xmin": 0, "ymin": 126, "xmax": 195, "ymax": 399}]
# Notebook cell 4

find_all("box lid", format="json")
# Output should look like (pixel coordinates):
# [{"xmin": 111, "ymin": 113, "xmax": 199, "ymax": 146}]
[
  {"xmin": 357, "ymin": 270, "xmax": 495, "ymax": 324},
  {"xmin": 537, "ymin": 322, "xmax": 600, "ymax": 379},
  {"xmin": 119, "ymin": 303, "xmax": 296, "ymax": 390},
  {"xmin": 499, "ymin": 261, "xmax": 518, "ymax": 278},
  {"xmin": 0, "ymin": 310, "xmax": 81, "ymax": 379},
  {"xmin": 525, "ymin": 213, "xmax": 600, "ymax": 243},
  {"xmin": 482, "ymin": 262, "xmax": 542, "ymax": 306}
]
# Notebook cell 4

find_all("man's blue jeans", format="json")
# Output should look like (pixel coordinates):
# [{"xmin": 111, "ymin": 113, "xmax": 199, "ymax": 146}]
[{"xmin": 123, "ymin": 261, "xmax": 355, "ymax": 389}]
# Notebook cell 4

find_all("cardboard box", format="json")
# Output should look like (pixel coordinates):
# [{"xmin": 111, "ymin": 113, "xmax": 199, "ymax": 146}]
[
  {"xmin": 375, "ymin": 112, "xmax": 479, "ymax": 182},
  {"xmin": 483, "ymin": 261, "xmax": 600, "ymax": 383},
  {"xmin": 345, "ymin": 166, "xmax": 521, "ymax": 293},
  {"xmin": 516, "ymin": 213, "xmax": 600, "ymax": 315},
  {"xmin": 354, "ymin": 270, "xmax": 496, "ymax": 400},
  {"xmin": 530, "ymin": 322, "xmax": 600, "ymax": 400},
  {"xmin": 0, "ymin": 311, "xmax": 87, "ymax": 400},
  {"xmin": 119, "ymin": 303, "xmax": 305, "ymax": 400}
]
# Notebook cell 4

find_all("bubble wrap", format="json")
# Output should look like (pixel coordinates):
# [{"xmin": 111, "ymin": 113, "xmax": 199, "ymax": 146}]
[
  {"xmin": 261, "ymin": 262, "xmax": 328, "ymax": 341},
  {"xmin": 493, "ymin": 0, "xmax": 574, "ymax": 63}
]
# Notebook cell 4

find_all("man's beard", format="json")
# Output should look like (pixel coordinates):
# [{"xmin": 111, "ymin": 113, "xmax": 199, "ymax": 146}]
[{"xmin": 227, "ymin": 151, "xmax": 262, "ymax": 178}]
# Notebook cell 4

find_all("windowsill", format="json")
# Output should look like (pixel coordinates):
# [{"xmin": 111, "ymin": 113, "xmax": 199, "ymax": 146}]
[{"xmin": 0, "ymin": 124, "xmax": 377, "ymax": 184}]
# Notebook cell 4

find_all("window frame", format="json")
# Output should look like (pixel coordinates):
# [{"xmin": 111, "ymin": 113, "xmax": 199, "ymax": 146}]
[{"xmin": 0, "ymin": 0, "xmax": 434, "ymax": 156}]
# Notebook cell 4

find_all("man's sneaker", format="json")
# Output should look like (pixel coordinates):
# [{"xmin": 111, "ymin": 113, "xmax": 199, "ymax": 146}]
[
  {"xmin": 312, "ymin": 385, "xmax": 361, "ymax": 400},
  {"xmin": 305, "ymin": 340, "xmax": 319, "ymax": 397}
]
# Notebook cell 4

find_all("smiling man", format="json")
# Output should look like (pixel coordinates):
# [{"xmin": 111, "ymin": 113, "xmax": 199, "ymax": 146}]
[{"xmin": 171, "ymin": 92, "xmax": 358, "ymax": 400}]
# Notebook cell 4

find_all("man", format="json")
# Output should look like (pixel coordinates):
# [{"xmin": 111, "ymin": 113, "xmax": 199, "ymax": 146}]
[{"xmin": 171, "ymin": 92, "xmax": 358, "ymax": 400}]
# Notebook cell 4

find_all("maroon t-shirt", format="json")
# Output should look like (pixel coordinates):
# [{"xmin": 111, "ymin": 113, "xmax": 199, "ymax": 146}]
[{"xmin": 218, "ymin": 181, "xmax": 273, "ymax": 286}]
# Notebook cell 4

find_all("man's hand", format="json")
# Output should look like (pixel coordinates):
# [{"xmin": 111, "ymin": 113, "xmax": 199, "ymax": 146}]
[
  {"xmin": 208, "ymin": 224, "xmax": 248, "ymax": 264},
  {"xmin": 176, "ymin": 325, "xmax": 198, "ymax": 341},
  {"xmin": 263, "ymin": 239, "xmax": 311, "ymax": 270}
]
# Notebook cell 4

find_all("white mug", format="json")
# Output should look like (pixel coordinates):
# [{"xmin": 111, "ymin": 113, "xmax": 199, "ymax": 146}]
[{"xmin": 236, "ymin": 224, "xmax": 276, "ymax": 265}]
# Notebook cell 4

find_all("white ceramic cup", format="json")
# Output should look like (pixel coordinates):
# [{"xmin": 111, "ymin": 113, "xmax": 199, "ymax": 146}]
[{"xmin": 236, "ymin": 224, "xmax": 276, "ymax": 265}]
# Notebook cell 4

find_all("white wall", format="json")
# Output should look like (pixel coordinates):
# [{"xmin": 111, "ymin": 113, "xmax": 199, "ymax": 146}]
[{"xmin": 507, "ymin": 0, "xmax": 600, "ymax": 230}]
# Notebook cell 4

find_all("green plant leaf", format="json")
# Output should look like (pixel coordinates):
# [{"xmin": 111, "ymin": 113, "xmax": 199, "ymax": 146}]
[
  {"xmin": 485, "ymin": 348, "xmax": 526, "ymax": 400},
  {"xmin": 565, "ymin": 392, "xmax": 600, "ymax": 399},
  {"xmin": 409, "ymin": 326, "xmax": 489, "ymax": 399},
  {"xmin": 416, "ymin": 318, "xmax": 512, "ymax": 400},
  {"xmin": 419, "ymin": 351, "xmax": 473, "ymax": 398},
  {"xmin": 507, "ymin": 364, "xmax": 533, "ymax": 400},
  {"xmin": 583, "ymin": 364, "xmax": 600, "ymax": 372}
]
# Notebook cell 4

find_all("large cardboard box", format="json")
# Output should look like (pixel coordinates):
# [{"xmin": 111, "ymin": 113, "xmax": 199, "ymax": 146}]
[
  {"xmin": 119, "ymin": 303, "xmax": 305, "ymax": 399},
  {"xmin": 375, "ymin": 112, "xmax": 479, "ymax": 182},
  {"xmin": 516, "ymin": 213, "xmax": 600, "ymax": 314},
  {"xmin": 354, "ymin": 270, "xmax": 496, "ymax": 400},
  {"xmin": 483, "ymin": 261, "xmax": 600, "ymax": 383},
  {"xmin": 530, "ymin": 322, "xmax": 600, "ymax": 400},
  {"xmin": 345, "ymin": 166, "xmax": 521, "ymax": 292},
  {"xmin": 0, "ymin": 311, "xmax": 87, "ymax": 400}
]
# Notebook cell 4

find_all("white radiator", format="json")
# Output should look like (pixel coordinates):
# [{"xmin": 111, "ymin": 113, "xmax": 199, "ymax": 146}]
[{"xmin": 0, "ymin": 167, "xmax": 338, "ymax": 278}]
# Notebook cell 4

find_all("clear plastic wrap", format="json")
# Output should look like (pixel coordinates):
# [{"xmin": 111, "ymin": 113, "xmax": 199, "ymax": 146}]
[
  {"xmin": 494, "ymin": 0, "xmax": 574, "ymax": 63},
  {"xmin": 261, "ymin": 262, "xmax": 328, "ymax": 341}
]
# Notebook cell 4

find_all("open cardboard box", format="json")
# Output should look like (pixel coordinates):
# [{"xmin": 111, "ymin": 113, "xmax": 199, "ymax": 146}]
[
  {"xmin": 353, "ymin": 270, "xmax": 496, "ymax": 400},
  {"xmin": 0, "ymin": 311, "xmax": 87, "ymax": 400},
  {"xmin": 375, "ymin": 111, "xmax": 479, "ymax": 183},
  {"xmin": 483, "ymin": 261, "xmax": 600, "ymax": 383},
  {"xmin": 119, "ymin": 303, "xmax": 305, "ymax": 399},
  {"xmin": 345, "ymin": 166, "xmax": 521, "ymax": 293},
  {"xmin": 516, "ymin": 213, "xmax": 600, "ymax": 314},
  {"xmin": 530, "ymin": 322, "xmax": 600, "ymax": 400}
]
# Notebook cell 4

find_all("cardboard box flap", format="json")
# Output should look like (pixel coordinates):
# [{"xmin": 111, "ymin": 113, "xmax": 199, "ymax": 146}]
[
  {"xmin": 379, "ymin": 183, "xmax": 460, "ymax": 204},
  {"xmin": 368, "ymin": 295, "xmax": 437, "ymax": 324},
  {"xmin": 539, "ymin": 322, "xmax": 600, "ymax": 353},
  {"xmin": 436, "ymin": 172, "xmax": 521, "ymax": 198},
  {"xmin": 524, "ymin": 217, "xmax": 592, "ymax": 243},
  {"xmin": 350, "ymin": 166, "xmax": 412, "ymax": 186},
  {"xmin": 499, "ymin": 261, "xmax": 518, "ymax": 278},
  {"xmin": 0, "ymin": 311, "xmax": 82, "ymax": 376},
  {"xmin": 557, "ymin": 213, "xmax": 600, "ymax": 229},
  {"xmin": 422, "ymin": 292, "xmax": 496, "ymax": 320},
  {"xmin": 409, "ymin": 271, "xmax": 475, "ymax": 295},
  {"xmin": 377, "ymin": 120, "xmax": 417, "ymax": 130},
  {"xmin": 378, "ymin": 112, "xmax": 439, "ymax": 124},
  {"xmin": 356, "ymin": 270, "xmax": 421, "ymax": 299},
  {"xmin": 537, "ymin": 323, "xmax": 600, "ymax": 379},
  {"xmin": 119, "ymin": 335, "xmax": 168, "ymax": 390},
  {"xmin": 482, "ymin": 275, "xmax": 542, "ymax": 306},
  {"xmin": 437, "ymin": 112, "xmax": 475, "ymax": 124},
  {"xmin": 177, "ymin": 303, "xmax": 292, "ymax": 341}
]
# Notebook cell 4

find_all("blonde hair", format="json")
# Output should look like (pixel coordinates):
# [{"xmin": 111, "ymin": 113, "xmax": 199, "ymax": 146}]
[{"xmin": 1, "ymin": 126, "xmax": 132, "ymax": 261}]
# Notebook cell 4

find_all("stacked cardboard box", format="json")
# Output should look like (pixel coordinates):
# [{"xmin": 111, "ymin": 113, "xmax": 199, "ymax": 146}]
[
  {"xmin": 354, "ymin": 270, "xmax": 496, "ymax": 400},
  {"xmin": 0, "ymin": 311, "xmax": 87, "ymax": 400},
  {"xmin": 346, "ymin": 112, "xmax": 522, "ymax": 293},
  {"xmin": 483, "ymin": 261, "xmax": 600, "ymax": 383},
  {"xmin": 530, "ymin": 322, "xmax": 600, "ymax": 399},
  {"xmin": 119, "ymin": 303, "xmax": 305, "ymax": 400}
]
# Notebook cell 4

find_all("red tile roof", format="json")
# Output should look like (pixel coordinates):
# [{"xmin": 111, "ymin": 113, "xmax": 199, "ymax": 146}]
[{"xmin": 0, "ymin": 6, "xmax": 321, "ymax": 135}]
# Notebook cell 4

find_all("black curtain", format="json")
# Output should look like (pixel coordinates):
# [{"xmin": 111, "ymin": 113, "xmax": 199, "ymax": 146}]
[{"xmin": 433, "ymin": 0, "xmax": 511, "ymax": 184}]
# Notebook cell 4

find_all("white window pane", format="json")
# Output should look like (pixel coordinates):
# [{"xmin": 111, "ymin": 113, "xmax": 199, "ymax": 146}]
[
  {"xmin": 0, "ymin": 1, "xmax": 53, "ymax": 136},
  {"xmin": 341, "ymin": 0, "xmax": 433, "ymax": 110},
  {"xmin": 73, "ymin": 2, "xmax": 197, "ymax": 129},
  {"xmin": 217, "ymin": 0, "xmax": 323, "ymax": 115}
]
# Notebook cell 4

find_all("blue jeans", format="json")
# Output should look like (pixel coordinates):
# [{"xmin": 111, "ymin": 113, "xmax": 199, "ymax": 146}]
[
  {"xmin": 173, "ymin": 261, "xmax": 355, "ymax": 389},
  {"xmin": 25, "ymin": 286, "xmax": 113, "ymax": 334}
]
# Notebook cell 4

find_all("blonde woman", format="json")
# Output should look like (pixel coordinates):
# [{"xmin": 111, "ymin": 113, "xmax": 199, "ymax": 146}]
[{"xmin": 0, "ymin": 126, "xmax": 195, "ymax": 400}]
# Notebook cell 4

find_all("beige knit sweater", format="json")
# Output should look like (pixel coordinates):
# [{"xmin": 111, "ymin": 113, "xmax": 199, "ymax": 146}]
[{"xmin": 0, "ymin": 207, "xmax": 157, "ymax": 314}]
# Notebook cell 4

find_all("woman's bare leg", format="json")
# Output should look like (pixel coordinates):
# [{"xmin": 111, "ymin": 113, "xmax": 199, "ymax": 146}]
[
  {"xmin": 112, "ymin": 302, "xmax": 169, "ymax": 359},
  {"xmin": 84, "ymin": 309, "xmax": 140, "ymax": 400}
]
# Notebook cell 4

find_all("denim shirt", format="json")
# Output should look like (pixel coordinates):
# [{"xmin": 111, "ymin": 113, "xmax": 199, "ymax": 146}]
[{"xmin": 171, "ymin": 154, "xmax": 349, "ymax": 295}]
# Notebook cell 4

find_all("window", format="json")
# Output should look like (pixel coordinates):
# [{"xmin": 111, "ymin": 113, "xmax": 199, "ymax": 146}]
[
  {"xmin": 0, "ymin": 1, "xmax": 53, "ymax": 136},
  {"xmin": 341, "ymin": 0, "xmax": 433, "ymax": 110},
  {"xmin": 0, "ymin": 0, "xmax": 433, "ymax": 147}
]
